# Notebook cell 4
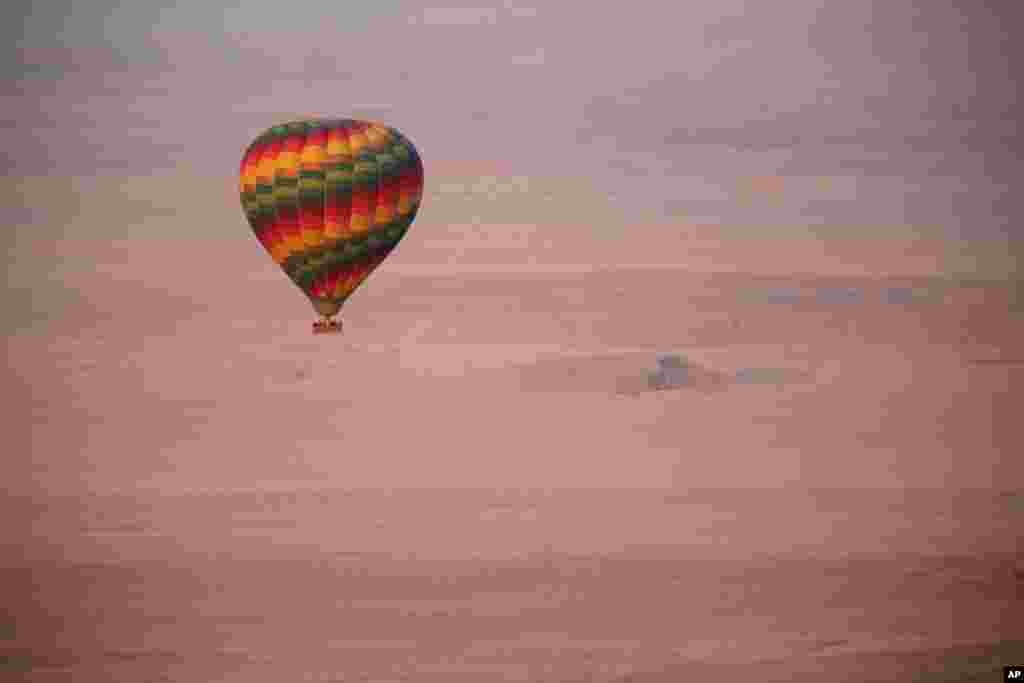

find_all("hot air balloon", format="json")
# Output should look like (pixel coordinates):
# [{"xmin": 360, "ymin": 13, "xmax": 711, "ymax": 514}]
[{"xmin": 239, "ymin": 118, "xmax": 424, "ymax": 333}]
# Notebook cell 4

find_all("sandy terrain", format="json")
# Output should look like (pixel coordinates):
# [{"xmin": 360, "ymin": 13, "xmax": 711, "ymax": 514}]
[{"xmin": 3, "ymin": 228, "xmax": 1022, "ymax": 681}]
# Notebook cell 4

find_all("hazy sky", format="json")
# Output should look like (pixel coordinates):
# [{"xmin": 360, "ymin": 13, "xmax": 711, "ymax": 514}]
[{"xmin": 4, "ymin": 1, "xmax": 1021, "ymax": 240}]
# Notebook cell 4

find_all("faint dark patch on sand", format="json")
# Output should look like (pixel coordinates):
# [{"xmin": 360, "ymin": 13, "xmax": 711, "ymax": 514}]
[
  {"xmin": 806, "ymin": 638, "xmax": 852, "ymax": 653},
  {"xmin": 493, "ymin": 351, "xmax": 732, "ymax": 395},
  {"xmin": 104, "ymin": 648, "xmax": 183, "ymax": 662},
  {"xmin": 733, "ymin": 366, "xmax": 816, "ymax": 385},
  {"xmin": 0, "ymin": 617, "xmax": 15, "ymax": 641},
  {"xmin": 968, "ymin": 358, "xmax": 1024, "ymax": 366},
  {"xmin": 472, "ymin": 350, "xmax": 820, "ymax": 396},
  {"xmin": 0, "ymin": 652, "xmax": 39, "ymax": 674},
  {"xmin": 0, "ymin": 649, "xmax": 80, "ymax": 676},
  {"xmin": 997, "ymin": 490, "xmax": 1024, "ymax": 515}
]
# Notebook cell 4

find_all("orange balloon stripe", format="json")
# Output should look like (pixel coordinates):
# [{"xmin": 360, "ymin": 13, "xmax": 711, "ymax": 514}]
[
  {"xmin": 256, "ymin": 136, "xmax": 290, "ymax": 263},
  {"xmin": 239, "ymin": 143, "xmax": 261, "ymax": 222},
  {"xmin": 324, "ymin": 123, "xmax": 352, "ymax": 241},
  {"xmin": 274, "ymin": 127, "xmax": 306, "ymax": 257},
  {"xmin": 347, "ymin": 125, "xmax": 372, "ymax": 235},
  {"xmin": 363, "ymin": 124, "xmax": 393, "ymax": 155},
  {"xmin": 346, "ymin": 123, "xmax": 367, "ymax": 155},
  {"xmin": 397, "ymin": 162, "xmax": 424, "ymax": 216},
  {"xmin": 239, "ymin": 144, "xmax": 260, "ymax": 194},
  {"xmin": 313, "ymin": 267, "xmax": 334, "ymax": 299},
  {"xmin": 375, "ymin": 138, "xmax": 400, "ymax": 227},
  {"xmin": 344, "ymin": 119, "xmax": 365, "ymax": 238},
  {"xmin": 376, "ymin": 173, "xmax": 399, "ymax": 226},
  {"xmin": 299, "ymin": 124, "xmax": 327, "ymax": 248},
  {"xmin": 350, "ymin": 194, "xmax": 372, "ymax": 234},
  {"xmin": 330, "ymin": 268, "xmax": 352, "ymax": 299},
  {"xmin": 334, "ymin": 263, "xmax": 367, "ymax": 299},
  {"xmin": 325, "ymin": 268, "xmax": 343, "ymax": 298}
]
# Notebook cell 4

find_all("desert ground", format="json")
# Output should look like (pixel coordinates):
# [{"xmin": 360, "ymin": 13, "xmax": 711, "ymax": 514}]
[{"xmin": 3, "ymin": 178, "xmax": 1023, "ymax": 681}]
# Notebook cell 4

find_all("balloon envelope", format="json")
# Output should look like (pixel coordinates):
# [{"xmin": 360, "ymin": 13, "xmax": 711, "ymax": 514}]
[{"xmin": 239, "ymin": 118, "xmax": 424, "ymax": 319}]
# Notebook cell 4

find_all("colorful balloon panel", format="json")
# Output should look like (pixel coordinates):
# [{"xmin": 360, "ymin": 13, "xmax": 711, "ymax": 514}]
[{"xmin": 239, "ymin": 118, "xmax": 424, "ymax": 318}]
